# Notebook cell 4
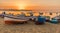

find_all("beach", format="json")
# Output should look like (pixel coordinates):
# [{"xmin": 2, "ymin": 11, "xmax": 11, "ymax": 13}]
[{"xmin": 0, "ymin": 17, "xmax": 60, "ymax": 33}]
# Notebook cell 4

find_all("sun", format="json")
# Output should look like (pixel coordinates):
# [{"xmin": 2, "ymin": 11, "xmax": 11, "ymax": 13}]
[
  {"xmin": 20, "ymin": 4, "xmax": 25, "ymax": 9},
  {"xmin": 16, "ymin": 2, "xmax": 27, "ymax": 10},
  {"xmin": 18, "ymin": 3, "xmax": 27, "ymax": 10}
]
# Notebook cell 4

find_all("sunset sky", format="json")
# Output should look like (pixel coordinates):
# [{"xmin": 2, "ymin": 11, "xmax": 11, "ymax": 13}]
[{"xmin": 0, "ymin": 0, "xmax": 60, "ymax": 10}]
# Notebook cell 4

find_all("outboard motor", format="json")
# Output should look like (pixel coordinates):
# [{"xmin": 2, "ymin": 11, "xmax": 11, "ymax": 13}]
[{"xmin": 35, "ymin": 16, "xmax": 46, "ymax": 25}]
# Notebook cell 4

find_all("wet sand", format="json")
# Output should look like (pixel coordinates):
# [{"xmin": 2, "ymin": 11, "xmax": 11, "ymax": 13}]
[{"xmin": 0, "ymin": 17, "xmax": 60, "ymax": 33}]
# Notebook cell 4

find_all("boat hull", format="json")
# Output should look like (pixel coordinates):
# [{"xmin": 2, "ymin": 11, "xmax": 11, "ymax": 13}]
[{"xmin": 4, "ymin": 17, "xmax": 28, "ymax": 24}]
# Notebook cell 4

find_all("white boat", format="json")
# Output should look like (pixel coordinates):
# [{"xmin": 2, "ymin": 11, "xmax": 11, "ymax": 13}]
[
  {"xmin": 4, "ymin": 14, "xmax": 38, "ymax": 24},
  {"xmin": 4, "ymin": 14, "xmax": 31, "ymax": 24}
]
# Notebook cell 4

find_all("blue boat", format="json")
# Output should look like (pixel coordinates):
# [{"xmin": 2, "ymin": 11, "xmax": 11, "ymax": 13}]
[
  {"xmin": 50, "ymin": 18, "xmax": 58, "ymax": 24},
  {"xmin": 35, "ymin": 16, "xmax": 46, "ymax": 25},
  {"xmin": 50, "ymin": 15, "xmax": 60, "ymax": 24}
]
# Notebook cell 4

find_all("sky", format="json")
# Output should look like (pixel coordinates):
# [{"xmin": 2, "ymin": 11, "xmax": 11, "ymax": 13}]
[
  {"xmin": 0, "ymin": 0, "xmax": 60, "ymax": 6},
  {"xmin": 0, "ymin": 0, "xmax": 60, "ymax": 10}
]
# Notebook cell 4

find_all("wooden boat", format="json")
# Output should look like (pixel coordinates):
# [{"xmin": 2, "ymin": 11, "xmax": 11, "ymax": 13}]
[
  {"xmin": 50, "ymin": 16, "xmax": 60, "ymax": 23},
  {"xmin": 50, "ymin": 18, "xmax": 58, "ymax": 24},
  {"xmin": 35, "ymin": 16, "xmax": 46, "ymax": 25},
  {"xmin": 4, "ymin": 11, "xmax": 39, "ymax": 24},
  {"xmin": 4, "ymin": 14, "xmax": 30, "ymax": 24}
]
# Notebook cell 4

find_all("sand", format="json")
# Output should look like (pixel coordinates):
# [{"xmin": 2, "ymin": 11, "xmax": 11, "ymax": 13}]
[{"xmin": 0, "ymin": 17, "xmax": 60, "ymax": 33}]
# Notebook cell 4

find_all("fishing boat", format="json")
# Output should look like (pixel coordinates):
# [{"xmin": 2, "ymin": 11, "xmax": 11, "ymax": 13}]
[
  {"xmin": 4, "ymin": 14, "xmax": 30, "ymax": 24},
  {"xmin": 3, "ymin": 9, "xmax": 39, "ymax": 24},
  {"xmin": 35, "ymin": 16, "xmax": 46, "ymax": 25},
  {"xmin": 50, "ymin": 15, "xmax": 60, "ymax": 23}
]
